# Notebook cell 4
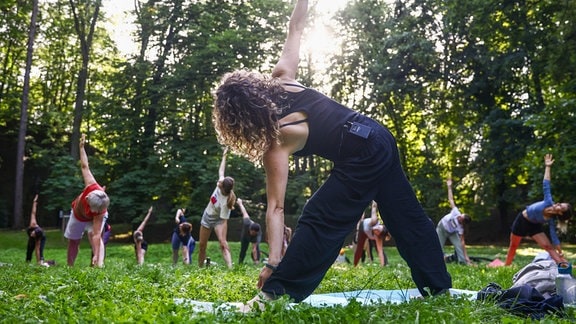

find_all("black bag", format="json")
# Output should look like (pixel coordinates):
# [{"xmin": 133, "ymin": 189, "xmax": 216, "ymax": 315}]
[{"xmin": 477, "ymin": 282, "xmax": 564, "ymax": 320}]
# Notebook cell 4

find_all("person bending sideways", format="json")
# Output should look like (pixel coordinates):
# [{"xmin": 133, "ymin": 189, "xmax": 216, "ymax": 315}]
[
  {"xmin": 436, "ymin": 178, "xmax": 472, "ymax": 265},
  {"xmin": 64, "ymin": 134, "xmax": 110, "ymax": 267},
  {"xmin": 237, "ymin": 198, "xmax": 262, "ymax": 265},
  {"xmin": 353, "ymin": 201, "xmax": 390, "ymax": 267},
  {"xmin": 505, "ymin": 154, "xmax": 572, "ymax": 266},
  {"xmin": 171, "ymin": 208, "xmax": 195, "ymax": 265},
  {"xmin": 197, "ymin": 147, "xmax": 236, "ymax": 269},
  {"xmin": 26, "ymin": 194, "xmax": 47, "ymax": 265},
  {"xmin": 134, "ymin": 206, "xmax": 153, "ymax": 265},
  {"xmin": 212, "ymin": 0, "xmax": 451, "ymax": 304}
]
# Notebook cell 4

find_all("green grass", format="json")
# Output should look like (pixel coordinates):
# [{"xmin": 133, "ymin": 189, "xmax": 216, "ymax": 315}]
[{"xmin": 0, "ymin": 228, "xmax": 574, "ymax": 323}]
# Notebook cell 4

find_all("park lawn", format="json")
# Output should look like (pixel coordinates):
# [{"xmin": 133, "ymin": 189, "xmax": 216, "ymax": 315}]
[{"xmin": 0, "ymin": 228, "xmax": 574, "ymax": 323}]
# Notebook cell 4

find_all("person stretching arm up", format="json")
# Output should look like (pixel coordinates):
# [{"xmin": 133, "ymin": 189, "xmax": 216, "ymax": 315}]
[
  {"xmin": 64, "ymin": 134, "xmax": 110, "ymax": 267},
  {"xmin": 237, "ymin": 198, "xmax": 262, "ymax": 265},
  {"xmin": 26, "ymin": 194, "xmax": 47, "ymax": 265},
  {"xmin": 436, "ymin": 178, "xmax": 472, "ymax": 265},
  {"xmin": 213, "ymin": 0, "xmax": 451, "ymax": 306},
  {"xmin": 134, "ymin": 206, "xmax": 153, "ymax": 265},
  {"xmin": 505, "ymin": 154, "xmax": 573, "ymax": 265}
]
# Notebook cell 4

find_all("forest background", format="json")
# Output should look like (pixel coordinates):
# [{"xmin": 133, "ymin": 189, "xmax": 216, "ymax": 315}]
[{"xmin": 1, "ymin": 0, "xmax": 576, "ymax": 245}]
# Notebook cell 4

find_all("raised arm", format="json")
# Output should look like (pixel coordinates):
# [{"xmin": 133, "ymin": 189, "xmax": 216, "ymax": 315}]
[
  {"xmin": 136, "ymin": 206, "xmax": 153, "ymax": 232},
  {"xmin": 29, "ymin": 194, "xmax": 39, "ymax": 227},
  {"xmin": 218, "ymin": 147, "xmax": 228, "ymax": 180},
  {"xmin": 369, "ymin": 201, "xmax": 379, "ymax": 226},
  {"xmin": 272, "ymin": 0, "xmax": 309, "ymax": 80},
  {"xmin": 237, "ymin": 198, "xmax": 250, "ymax": 219},
  {"xmin": 446, "ymin": 178, "xmax": 456, "ymax": 209},
  {"xmin": 459, "ymin": 233, "xmax": 471, "ymax": 265},
  {"xmin": 175, "ymin": 208, "xmax": 185, "ymax": 224},
  {"xmin": 79, "ymin": 134, "xmax": 97, "ymax": 187},
  {"xmin": 543, "ymin": 154, "xmax": 553, "ymax": 181}
]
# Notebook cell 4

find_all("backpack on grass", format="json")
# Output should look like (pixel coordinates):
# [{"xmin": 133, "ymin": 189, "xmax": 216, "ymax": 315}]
[{"xmin": 511, "ymin": 260, "xmax": 558, "ymax": 298}]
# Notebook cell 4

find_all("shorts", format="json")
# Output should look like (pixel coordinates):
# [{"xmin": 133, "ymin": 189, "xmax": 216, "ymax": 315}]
[
  {"xmin": 511, "ymin": 212, "xmax": 543, "ymax": 237},
  {"xmin": 64, "ymin": 210, "xmax": 108, "ymax": 240},
  {"xmin": 200, "ymin": 210, "xmax": 225, "ymax": 229},
  {"xmin": 135, "ymin": 241, "xmax": 148, "ymax": 251}
]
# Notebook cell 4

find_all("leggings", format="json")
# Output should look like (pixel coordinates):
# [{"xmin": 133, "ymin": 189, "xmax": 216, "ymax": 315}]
[{"xmin": 26, "ymin": 236, "xmax": 46, "ymax": 262}]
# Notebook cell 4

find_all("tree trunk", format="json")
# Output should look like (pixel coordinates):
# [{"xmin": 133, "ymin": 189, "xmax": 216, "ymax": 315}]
[
  {"xmin": 69, "ymin": 0, "xmax": 101, "ymax": 159},
  {"xmin": 13, "ymin": 0, "xmax": 39, "ymax": 229}
]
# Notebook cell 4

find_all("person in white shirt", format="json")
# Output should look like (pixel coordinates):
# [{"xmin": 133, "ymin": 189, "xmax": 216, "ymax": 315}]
[
  {"xmin": 198, "ymin": 147, "xmax": 236, "ymax": 268},
  {"xmin": 436, "ymin": 178, "xmax": 472, "ymax": 265}
]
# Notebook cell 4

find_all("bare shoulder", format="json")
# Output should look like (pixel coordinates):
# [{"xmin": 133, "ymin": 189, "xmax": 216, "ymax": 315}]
[{"xmin": 278, "ymin": 122, "xmax": 307, "ymax": 154}]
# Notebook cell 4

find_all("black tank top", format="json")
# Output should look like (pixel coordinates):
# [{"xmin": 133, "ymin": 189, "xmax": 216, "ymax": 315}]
[{"xmin": 279, "ymin": 85, "xmax": 356, "ymax": 160}]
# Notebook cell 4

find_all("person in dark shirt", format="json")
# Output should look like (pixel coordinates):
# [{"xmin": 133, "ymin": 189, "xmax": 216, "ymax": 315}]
[
  {"xmin": 171, "ymin": 208, "xmax": 195, "ymax": 265},
  {"xmin": 237, "ymin": 199, "xmax": 262, "ymax": 265},
  {"xmin": 212, "ymin": 0, "xmax": 451, "ymax": 304},
  {"xmin": 26, "ymin": 194, "xmax": 46, "ymax": 265}
]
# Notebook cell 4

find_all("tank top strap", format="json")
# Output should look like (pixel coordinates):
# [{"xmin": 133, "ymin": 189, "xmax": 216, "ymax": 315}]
[
  {"xmin": 280, "ymin": 119, "xmax": 308, "ymax": 128},
  {"xmin": 283, "ymin": 83, "xmax": 307, "ymax": 89}
]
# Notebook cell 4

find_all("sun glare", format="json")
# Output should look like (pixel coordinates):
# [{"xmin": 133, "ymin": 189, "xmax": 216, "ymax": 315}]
[
  {"xmin": 103, "ymin": 0, "xmax": 351, "ymax": 60},
  {"xmin": 302, "ymin": 0, "xmax": 349, "ymax": 59}
]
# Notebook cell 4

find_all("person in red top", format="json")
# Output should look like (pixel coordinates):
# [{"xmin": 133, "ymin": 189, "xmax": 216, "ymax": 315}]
[{"xmin": 64, "ymin": 134, "xmax": 110, "ymax": 267}]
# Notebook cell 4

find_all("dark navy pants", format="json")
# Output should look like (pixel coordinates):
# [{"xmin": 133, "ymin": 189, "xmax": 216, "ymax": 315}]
[{"xmin": 261, "ymin": 116, "xmax": 452, "ymax": 302}]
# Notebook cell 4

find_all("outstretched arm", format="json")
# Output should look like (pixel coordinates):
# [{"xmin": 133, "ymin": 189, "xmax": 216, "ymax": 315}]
[
  {"xmin": 29, "ymin": 194, "xmax": 39, "ymax": 227},
  {"xmin": 218, "ymin": 147, "xmax": 228, "ymax": 180},
  {"xmin": 543, "ymin": 154, "xmax": 553, "ymax": 181},
  {"xmin": 272, "ymin": 0, "xmax": 308, "ymax": 81},
  {"xmin": 369, "ymin": 201, "xmax": 379, "ymax": 226},
  {"xmin": 137, "ymin": 206, "xmax": 153, "ymax": 232},
  {"xmin": 459, "ymin": 234, "xmax": 471, "ymax": 265},
  {"xmin": 175, "ymin": 208, "xmax": 185, "ymax": 224},
  {"xmin": 258, "ymin": 145, "xmax": 291, "ymax": 288},
  {"xmin": 90, "ymin": 213, "xmax": 104, "ymax": 267},
  {"xmin": 79, "ymin": 134, "xmax": 97, "ymax": 187},
  {"xmin": 237, "ymin": 198, "xmax": 250, "ymax": 219},
  {"xmin": 446, "ymin": 178, "xmax": 456, "ymax": 209}
]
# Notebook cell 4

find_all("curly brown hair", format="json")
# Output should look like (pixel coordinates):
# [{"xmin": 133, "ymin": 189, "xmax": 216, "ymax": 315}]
[{"xmin": 212, "ymin": 70, "xmax": 287, "ymax": 163}]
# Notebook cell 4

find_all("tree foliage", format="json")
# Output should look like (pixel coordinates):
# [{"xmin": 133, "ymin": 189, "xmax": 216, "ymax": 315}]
[{"xmin": 1, "ymin": 0, "xmax": 576, "ymax": 242}]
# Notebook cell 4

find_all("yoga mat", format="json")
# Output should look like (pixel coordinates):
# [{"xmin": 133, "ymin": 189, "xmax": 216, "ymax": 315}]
[{"xmin": 175, "ymin": 288, "xmax": 477, "ymax": 313}]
